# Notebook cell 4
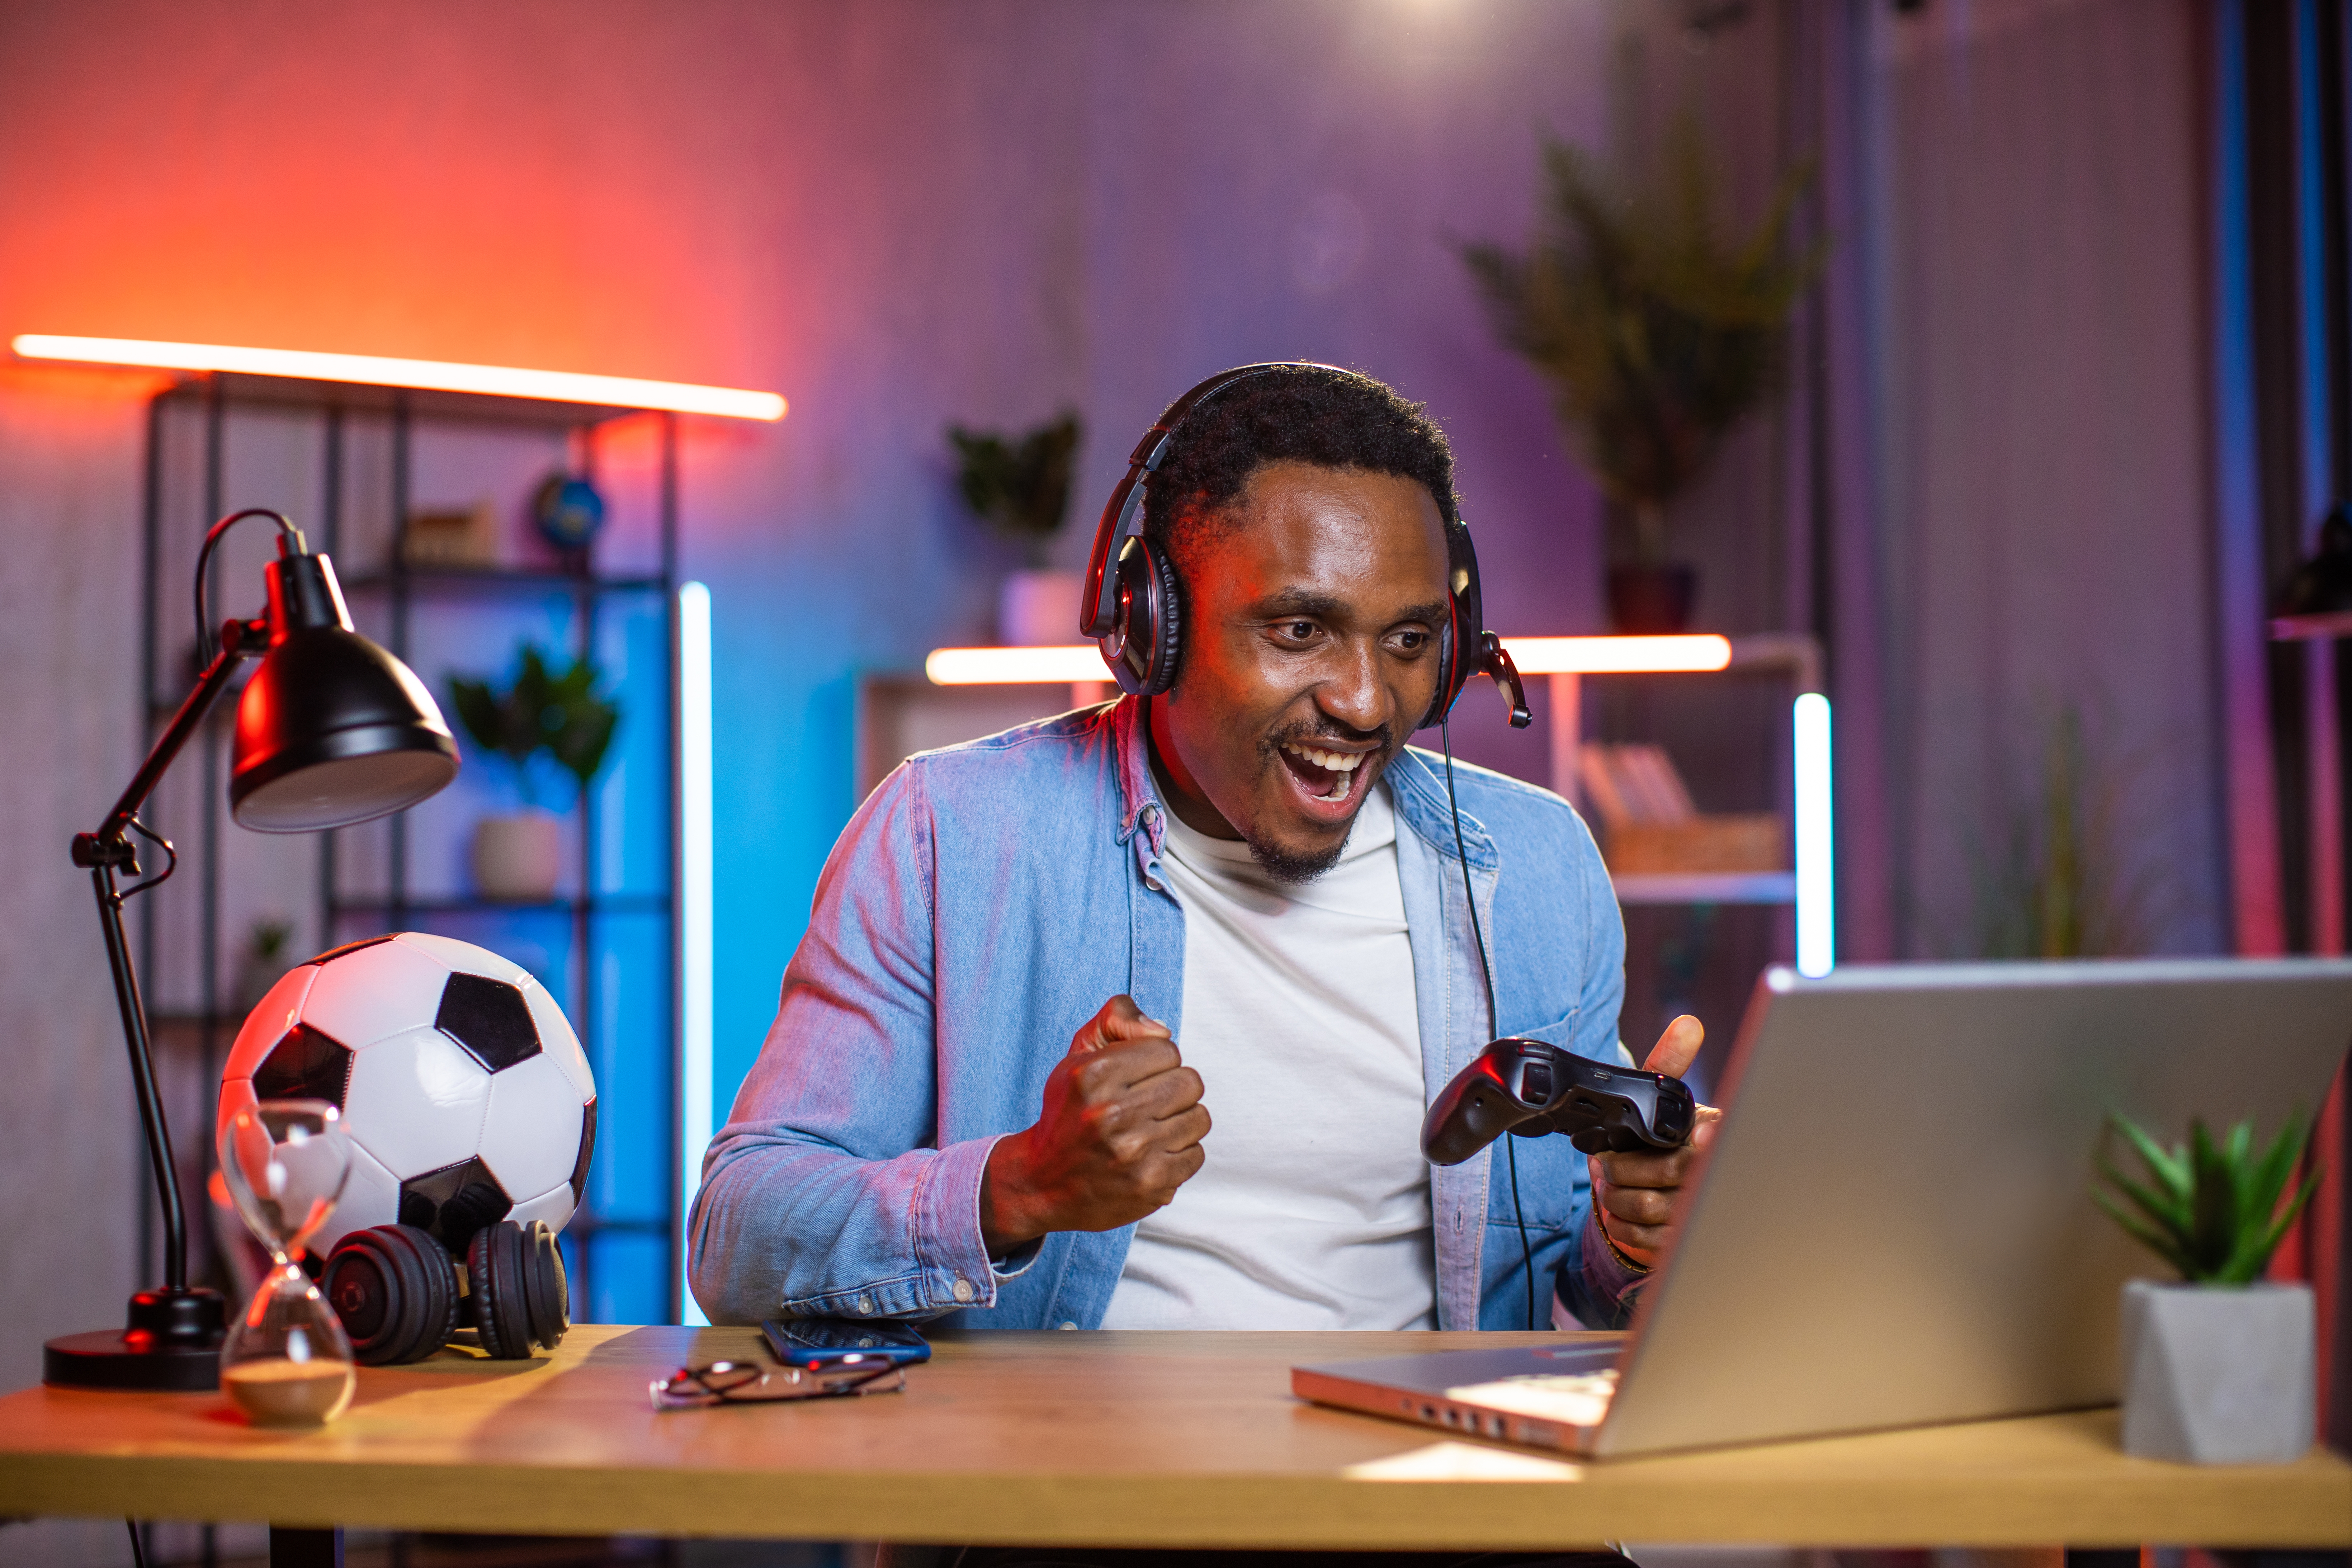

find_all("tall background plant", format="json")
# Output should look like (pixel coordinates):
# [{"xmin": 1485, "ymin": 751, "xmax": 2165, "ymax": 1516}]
[{"xmin": 1462, "ymin": 120, "xmax": 1816, "ymax": 565}]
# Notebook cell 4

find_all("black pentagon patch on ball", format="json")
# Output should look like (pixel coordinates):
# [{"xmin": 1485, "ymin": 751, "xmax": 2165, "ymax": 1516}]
[
  {"xmin": 434, "ymin": 972, "xmax": 542, "ymax": 1072},
  {"xmin": 396, "ymin": 1157, "xmax": 514, "ymax": 1254},
  {"xmin": 570, "ymin": 1097, "xmax": 598, "ymax": 1206},
  {"xmin": 253, "ymin": 1024, "xmax": 354, "ymax": 1109}
]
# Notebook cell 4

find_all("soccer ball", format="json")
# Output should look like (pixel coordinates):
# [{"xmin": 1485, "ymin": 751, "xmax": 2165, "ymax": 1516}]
[{"xmin": 217, "ymin": 932, "xmax": 596, "ymax": 1260}]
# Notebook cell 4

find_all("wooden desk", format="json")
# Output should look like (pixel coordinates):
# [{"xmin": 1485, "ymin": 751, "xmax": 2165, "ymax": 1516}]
[{"xmin": 1, "ymin": 1326, "xmax": 2346, "ymax": 1550}]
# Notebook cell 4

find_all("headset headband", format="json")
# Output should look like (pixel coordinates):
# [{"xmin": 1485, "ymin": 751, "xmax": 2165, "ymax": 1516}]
[{"xmin": 1081, "ymin": 363, "xmax": 1333, "ymax": 640}]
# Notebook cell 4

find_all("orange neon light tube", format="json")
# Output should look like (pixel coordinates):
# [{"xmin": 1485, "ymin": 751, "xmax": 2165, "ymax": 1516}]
[
  {"xmin": 10, "ymin": 335, "xmax": 787, "ymax": 421},
  {"xmin": 1499, "ymin": 635, "xmax": 1731, "ymax": 674},
  {"xmin": 925, "ymin": 634, "xmax": 1734, "ymax": 686}
]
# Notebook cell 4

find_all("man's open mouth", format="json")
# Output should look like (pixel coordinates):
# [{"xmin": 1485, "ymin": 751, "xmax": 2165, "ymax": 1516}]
[{"xmin": 1277, "ymin": 738, "xmax": 1371, "ymax": 805}]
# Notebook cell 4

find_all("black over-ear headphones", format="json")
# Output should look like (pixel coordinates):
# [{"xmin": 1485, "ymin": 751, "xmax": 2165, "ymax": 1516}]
[
  {"xmin": 1080, "ymin": 362, "xmax": 1531, "ymax": 731},
  {"xmin": 321, "ymin": 1218, "xmax": 569, "ymax": 1364}
]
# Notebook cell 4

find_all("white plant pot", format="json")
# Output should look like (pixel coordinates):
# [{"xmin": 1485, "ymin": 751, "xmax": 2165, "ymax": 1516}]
[
  {"xmin": 998, "ymin": 569, "xmax": 1082, "ymax": 647},
  {"xmin": 2119, "ymin": 1278, "xmax": 2313, "ymax": 1463},
  {"xmin": 471, "ymin": 811, "xmax": 564, "ymax": 903}
]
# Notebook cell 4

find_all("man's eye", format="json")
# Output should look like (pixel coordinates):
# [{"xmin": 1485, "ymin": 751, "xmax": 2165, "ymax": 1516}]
[
  {"xmin": 1394, "ymin": 630, "xmax": 1431, "ymax": 653},
  {"xmin": 1279, "ymin": 620, "xmax": 1318, "ymax": 641}
]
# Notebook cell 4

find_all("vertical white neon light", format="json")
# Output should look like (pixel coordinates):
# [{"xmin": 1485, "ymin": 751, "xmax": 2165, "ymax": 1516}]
[
  {"xmin": 678, "ymin": 582, "xmax": 715, "ymax": 1325},
  {"xmin": 1793, "ymin": 692, "xmax": 1835, "ymax": 978}
]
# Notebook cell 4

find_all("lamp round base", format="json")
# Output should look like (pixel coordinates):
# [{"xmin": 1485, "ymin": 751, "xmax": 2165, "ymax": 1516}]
[
  {"xmin": 44, "ymin": 1330, "xmax": 221, "ymax": 1391},
  {"xmin": 44, "ymin": 1287, "xmax": 228, "ymax": 1391}
]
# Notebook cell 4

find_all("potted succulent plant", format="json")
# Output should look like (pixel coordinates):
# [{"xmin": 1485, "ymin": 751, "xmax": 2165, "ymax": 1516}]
[
  {"xmin": 2094, "ymin": 1110, "xmax": 2322, "ymax": 1463},
  {"xmin": 448, "ymin": 644, "xmax": 620, "ymax": 902},
  {"xmin": 1461, "ymin": 121, "xmax": 1815, "ymax": 632},
  {"xmin": 949, "ymin": 411, "xmax": 1083, "ymax": 646}
]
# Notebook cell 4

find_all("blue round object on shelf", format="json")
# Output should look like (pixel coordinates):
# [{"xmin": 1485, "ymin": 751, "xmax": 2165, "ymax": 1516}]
[{"xmin": 534, "ymin": 474, "xmax": 606, "ymax": 551}]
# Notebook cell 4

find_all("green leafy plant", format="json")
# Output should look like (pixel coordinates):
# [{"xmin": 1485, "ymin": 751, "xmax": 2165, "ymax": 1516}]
[
  {"xmin": 1460, "ymin": 119, "xmax": 1817, "ymax": 563},
  {"xmin": 2093, "ymin": 1111, "xmax": 2322, "ymax": 1284},
  {"xmin": 1964, "ymin": 704, "xmax": 2160, "ymax": 959},
  {"xmin": 448, "ymin": 644, "xmax": 620, "ymax": 810},
  {"xmin": 245, "ymin": 916, "xmax": 292, "ymax": 966},
  {"xmin": 948, "ymin": 411, "xmax": 1081, "ymax": 567}
]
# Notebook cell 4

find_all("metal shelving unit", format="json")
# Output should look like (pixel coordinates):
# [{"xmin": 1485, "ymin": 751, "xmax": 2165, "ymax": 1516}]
[{"xmin": 135, "ymin": 371, "xmax": 683, "ymax": 1322}]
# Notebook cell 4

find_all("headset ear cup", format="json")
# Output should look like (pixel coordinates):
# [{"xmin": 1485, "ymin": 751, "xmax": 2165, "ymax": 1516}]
[
  {"xmin": 323, "ymin": 1224, "xmax": 460, "ymax": 1366},
  {"xmin": 517, "ymin": 1221, "xmax": 570, "ymax": 1351},
  {"xmin": 1423, "ymin": 523, "xmax": 1481, "ymax": 731},
  {"xmin": 1105, "ymin": 538, "xmax": 1182, "ymax": 699},
  {"xmin": 1142, "ymin": 541, "xmax": 1182, "ymax": 696},
  {"xmin": 467, "ymin": 1222, "xmax": 533, "ymax": 1360}
]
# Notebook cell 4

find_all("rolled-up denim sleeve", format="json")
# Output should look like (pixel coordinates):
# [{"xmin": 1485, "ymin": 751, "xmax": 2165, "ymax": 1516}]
[
  {"xmin": 1556, "ymin": 1208, "xmax": 1649, "ymax": 1330},
  {"xmin": 688, "ymin": 762, "xmax": 1003, "ymax": 1324}
]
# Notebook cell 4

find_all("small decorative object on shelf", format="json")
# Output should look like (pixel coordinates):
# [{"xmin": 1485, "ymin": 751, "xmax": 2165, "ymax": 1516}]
[
  {"xmin": 2277, "ymin": 500, "xmax": 2352, "ymax": 616},
  {"xmin": 2095, "ymin": 1110, "xmax": 2322, "ymax": 1463},
  {"xmin": 1577, "ymin": 742, "xmax": 1784, "ymax": 874},
  {"xmin": 449, "ymin": 644, "xmax": 621, "ymax": 902},
  {"xmin": 533, "ymin": 472, "xmax": 606, "ymax": 558},
  {"xmin": 216, "ymin": 1100, "xmax": 357, "ymax": 1426},
  {"xmin": 1461, "ymin": 119, "xmax": 1817, "ymax": 633},
  {"xmin": 233, "ymin": 915, "xmax": 293, "ymax": 1016},
  {"xmin": 401, "ymin": 500, "xmax": 499, "ymax": 568},
  {"xmin": 948, "ymin": 411, "xmax": 1082, "ymax": 646}
]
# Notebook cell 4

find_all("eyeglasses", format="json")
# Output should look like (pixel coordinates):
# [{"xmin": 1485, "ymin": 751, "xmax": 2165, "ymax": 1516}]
[{"xmin": 648, "ymin": 1358, "xmax": 906, "ymax": 1411}]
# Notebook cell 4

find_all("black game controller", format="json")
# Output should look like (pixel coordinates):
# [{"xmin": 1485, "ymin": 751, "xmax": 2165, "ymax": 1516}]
[{"xmin": 1420, "ymin": 1038, "xmax": 1697, "ymax": 1166}]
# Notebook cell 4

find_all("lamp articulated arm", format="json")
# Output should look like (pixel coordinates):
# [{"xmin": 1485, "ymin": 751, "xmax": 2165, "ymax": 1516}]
[{"xmin": 72, "ymin": 614, "xmax": 265, "ymax": 1294}]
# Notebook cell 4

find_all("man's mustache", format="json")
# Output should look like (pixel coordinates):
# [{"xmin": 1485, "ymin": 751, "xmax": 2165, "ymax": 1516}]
[{"xmin": 1262, "ymin": 719, "xmax": 1397, "ymax": 756}]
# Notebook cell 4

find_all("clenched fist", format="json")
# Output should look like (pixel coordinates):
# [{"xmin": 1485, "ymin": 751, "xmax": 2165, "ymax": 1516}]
[
  {"xmin": 1589, "ymin": 1014, "xmax": 1723, "ymax": 1268},
  {"xmin": 979, "ymin": 995, "xmax": 1210, "ymax": 1253}
]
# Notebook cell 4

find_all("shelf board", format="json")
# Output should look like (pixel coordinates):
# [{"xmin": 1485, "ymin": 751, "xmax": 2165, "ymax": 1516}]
[
  {"xmin": 340, "ymin": 566, "xmax": 669, "ymax": 595},
  {"xmin": 328, "ymin": 893, "xmax": 671, "ymax": 916},
  {"xmin": 1610, "ymin": 871, "xmax": 1796, "ymax": 905},
  {"xmin": 156, "ymin": 371, "xmax": 645, "ymax": 428}
]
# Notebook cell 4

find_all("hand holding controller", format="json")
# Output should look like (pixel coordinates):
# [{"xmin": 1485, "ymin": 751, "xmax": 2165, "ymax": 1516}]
[{"xmin": 1420, "ymin": 1037, "xmax": 1697, "ymax": 1166}]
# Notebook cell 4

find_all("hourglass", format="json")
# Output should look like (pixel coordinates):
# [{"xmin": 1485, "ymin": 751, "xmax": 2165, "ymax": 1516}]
[{"xmin": 216, "ymin": 1099, "xmax": 358, "ymax": 1425}]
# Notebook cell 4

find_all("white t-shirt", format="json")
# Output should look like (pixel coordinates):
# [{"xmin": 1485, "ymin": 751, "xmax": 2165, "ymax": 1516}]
[{"xmin": 1100, "ymin": 782, "xmax": 1436, "ymax": 1330}]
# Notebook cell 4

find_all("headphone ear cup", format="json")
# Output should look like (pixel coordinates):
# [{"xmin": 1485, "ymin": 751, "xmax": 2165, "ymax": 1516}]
[
  {"xmin": 1422, "ymin": 523, "xmax": 1481, "ymax": 731},
  {"xmin": 1141, "ymin": 541, "xmax": 1182, "ymax": 696},
  {"xmin": 516, "ymin": 1221, "xmax": 571, "ymax": 1351},
  {"xmin": 1105, "ymin": 538, "xmax": 1183, "ymax": 699},
  {"xmin": 323, "ymin": 1224, "xmax": 460, "ymax": 1365},
  {"xmin": 467, "ymin": 1222, "xmax": 533, "ymax": 1360}
]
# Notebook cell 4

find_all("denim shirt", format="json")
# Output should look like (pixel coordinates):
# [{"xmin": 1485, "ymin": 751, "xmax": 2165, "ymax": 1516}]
[{"xmin": 690, "ymin": 696, "xmax": 1637, "ymax": 1332}]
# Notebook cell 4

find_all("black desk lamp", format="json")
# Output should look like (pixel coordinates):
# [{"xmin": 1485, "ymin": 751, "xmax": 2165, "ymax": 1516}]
[{"xmin": 45, "ymin": 507, "xmax": 460, "ymax": 1391}]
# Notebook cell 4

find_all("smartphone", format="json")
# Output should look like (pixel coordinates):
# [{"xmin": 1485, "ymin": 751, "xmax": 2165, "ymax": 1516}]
[{"xmin": 761, "ymin": 1317, "xmax": 932, "ymax": 1370}]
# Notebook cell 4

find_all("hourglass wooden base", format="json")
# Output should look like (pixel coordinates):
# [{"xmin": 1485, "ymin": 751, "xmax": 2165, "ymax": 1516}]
[{"xmin": 43, "ymin": 1286, "xmax": 227, "ymax": 1392}]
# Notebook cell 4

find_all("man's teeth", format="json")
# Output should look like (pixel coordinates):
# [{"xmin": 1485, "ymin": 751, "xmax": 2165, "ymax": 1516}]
[
  {"xmin": 1281, "ymin": 741, "xmax": 1361, "ymax": 802},
  {"xmin": 1281, "ymin": 742, "xmax": 1363, "ymax": 773}
]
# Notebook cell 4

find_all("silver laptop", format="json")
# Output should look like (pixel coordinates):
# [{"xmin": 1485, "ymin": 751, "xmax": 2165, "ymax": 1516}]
[{"xmin": 1295, "ymin": 958, "xmax": 2352, "ymax": 1458}]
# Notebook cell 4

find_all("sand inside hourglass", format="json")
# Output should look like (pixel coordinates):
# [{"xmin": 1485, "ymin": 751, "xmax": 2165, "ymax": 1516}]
[{"xmin": 223, "ymin": 1357, "xmax": 356, "ymax": 1425}]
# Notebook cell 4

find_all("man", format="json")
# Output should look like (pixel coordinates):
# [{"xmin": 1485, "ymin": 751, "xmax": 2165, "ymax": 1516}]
[{"xmin": 691, "ymin": 365, "xmax": 1714, "ymax": 1341}]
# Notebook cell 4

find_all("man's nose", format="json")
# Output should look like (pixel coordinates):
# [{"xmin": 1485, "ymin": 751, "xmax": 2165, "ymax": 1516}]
[{"xmin": 1317, "ymin": 638, "xmax": 1389, "ymax": 733}]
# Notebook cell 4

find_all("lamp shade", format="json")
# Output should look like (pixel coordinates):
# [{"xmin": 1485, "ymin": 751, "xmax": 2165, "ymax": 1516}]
[{"xmin": 229, "ymin": 553, "xmax": 459, "ymax": 832}]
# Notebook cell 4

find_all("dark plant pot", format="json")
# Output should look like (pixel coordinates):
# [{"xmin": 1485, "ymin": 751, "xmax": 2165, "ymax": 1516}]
[{"xmin": 1606, "ymin": 564, "xmax": 1699, "ymax": 634}]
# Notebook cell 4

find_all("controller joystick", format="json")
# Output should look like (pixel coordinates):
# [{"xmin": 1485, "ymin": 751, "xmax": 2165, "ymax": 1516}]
[{"xmin": 1420, "ymin": 1038, "xmax": 1696, "ymax": 1167}]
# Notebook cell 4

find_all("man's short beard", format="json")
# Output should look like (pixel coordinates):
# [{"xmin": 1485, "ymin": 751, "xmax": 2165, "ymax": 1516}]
[{"xmin": 1242, "ymin": 832, "xmax": 1347, "ymax": 885}]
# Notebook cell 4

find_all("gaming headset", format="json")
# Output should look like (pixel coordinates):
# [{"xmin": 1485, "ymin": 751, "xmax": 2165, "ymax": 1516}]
[
  {"xmin": 1080, "ymin": 362, "xmax": 1531, "ymax": 732},
  {"xmin": 321, "ymin": 1218, "xmax": 570, "ymax": 1365}
]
